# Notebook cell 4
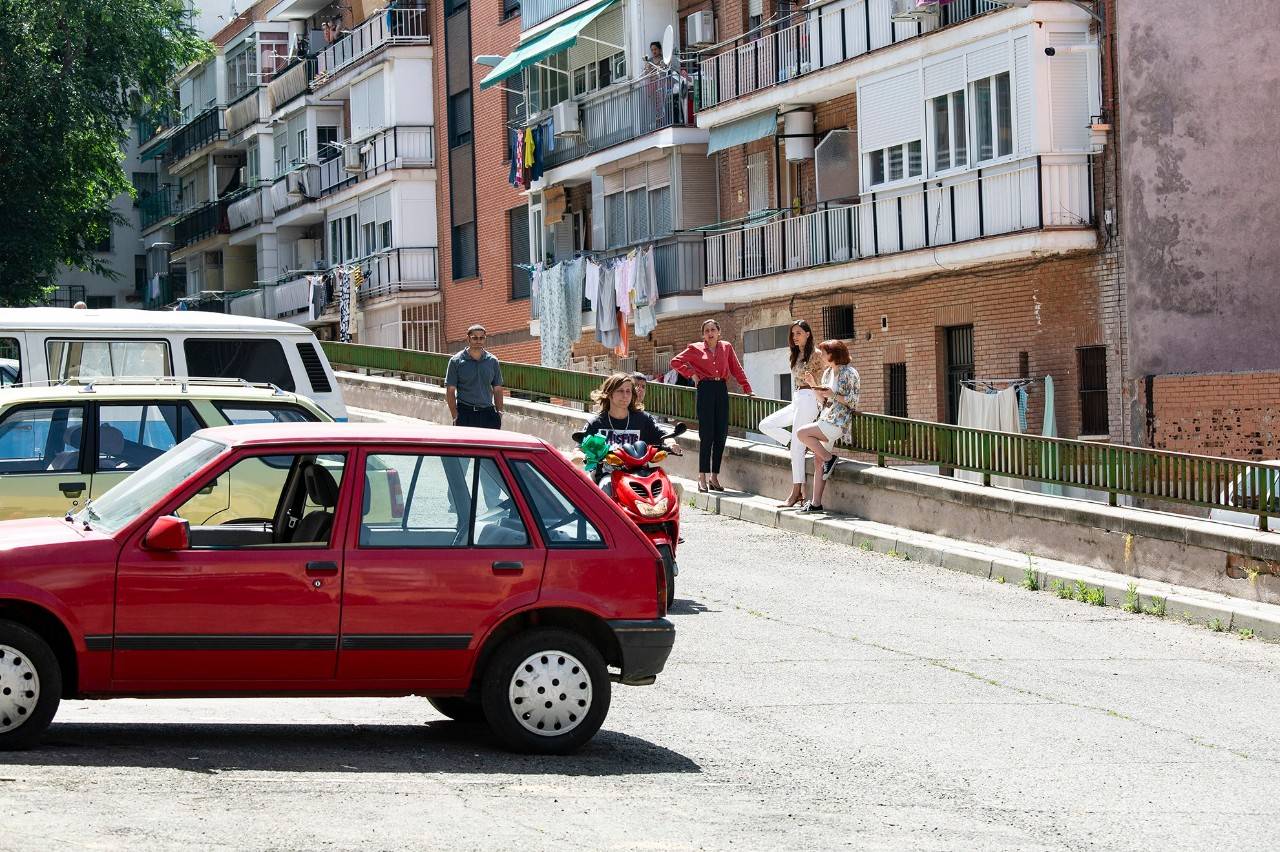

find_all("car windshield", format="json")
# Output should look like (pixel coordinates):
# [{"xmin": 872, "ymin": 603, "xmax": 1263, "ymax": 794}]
[{"xmin": 77, "ymin": 436, "xmax": 227, "ymax": 534}]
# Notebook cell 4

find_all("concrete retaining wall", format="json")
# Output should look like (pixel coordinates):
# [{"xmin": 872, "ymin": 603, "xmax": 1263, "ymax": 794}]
[{"xmin": 338, "ymin": 371, "xmax": 1280, "ymax": 606}]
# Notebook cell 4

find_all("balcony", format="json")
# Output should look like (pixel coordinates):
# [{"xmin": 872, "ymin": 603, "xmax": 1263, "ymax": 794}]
[
  {"xmin": 317, "ymin": 125, "xmax": 436, "ymax": 196},
  {"xmin": 313, "ymin": 6, "xmax": 430, "ymax": 82},
  {"xmin": 539, "ymin": 72, "xmax": 697, "ymax": 173},
  {"xmin": 698, "ymin": 0, "xmax": 1006, "ymax": 112},
  {"xmin": 268, "ymin": 57, "xmax": 316, "ymax": 111},
  {"xmin": 138, "ymin": 185, "xmax": 180, "ymax": 231},
  {"xmin": 227, "ymin": 185, "xmax": 275, "ymax": 232},
  {"xmin": 358, "ymin": 247, "xmax": 440, "ymax": 301},
  {"xmin": 522, "ymin": 0, "xmax": 590, "ymax": 31},
  {"xmin": 173, "ymin": 198, "xmax": 233, "ymax": 249},
  {"xmin": 165, "ymin": 107, "xmax": 228, "ymax": 166},
  {"xmin": 704, "ymin": 155, "xmax": 1093, "ymax": 290},
  {"xmin": 270, "ymin": 164, "xmax": 321, "ymax": 217},
  {"xmin": 226, "ymin": 88, "xmax": 267, "ymax": 136}
]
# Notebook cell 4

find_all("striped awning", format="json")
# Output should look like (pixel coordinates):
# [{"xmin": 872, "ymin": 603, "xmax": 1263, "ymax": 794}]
[
  {"xmin": 706, "ymin": 109, "xmax": 778, "ymax": 156},
  {"xmin": 479, "ymin": 0, "xmax": 618, "ymax": 90}
]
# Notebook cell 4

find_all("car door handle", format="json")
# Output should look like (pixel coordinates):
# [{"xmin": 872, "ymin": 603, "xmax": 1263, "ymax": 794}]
[
  {"xmin": 305, "ymin": 561, "xmax": 340, "ymax": 575},
  {"xmin": 491, "ymin": 561, "xmax": 523, "ymax": 574},
  {"xmin": 59, "ymin": 481, "xmax": 87, "ymax": 497}
]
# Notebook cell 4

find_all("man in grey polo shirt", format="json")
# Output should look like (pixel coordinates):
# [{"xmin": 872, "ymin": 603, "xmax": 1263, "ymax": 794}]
[{"xmin": 446, "ymin": 324, "xmax": 505, "ymax": 429}]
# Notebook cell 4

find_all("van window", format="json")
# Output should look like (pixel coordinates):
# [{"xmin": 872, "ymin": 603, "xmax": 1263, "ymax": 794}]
[
  {"xmin": 183, "ymin": 339, "xmax": 296, "ymax": 391},
  {"xmin": 46, "ymin": 339, "xmax": 171, "ymax": 380},
  {"xmin": 0, "ymin": 337, "xmax": 19, "ymax": 386},
  {"xmin": 214, "ymin": 403, "xmax": 318, "ymax": 425}
]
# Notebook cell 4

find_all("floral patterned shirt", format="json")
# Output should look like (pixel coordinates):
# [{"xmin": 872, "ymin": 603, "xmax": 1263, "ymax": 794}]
[
  {"xmin": 817, "ymin": 365, "xmax": 861, "ymax": 439},
  {"xmin": 790, "ymin": 351, "xmax": 825, "ymax": 391}
]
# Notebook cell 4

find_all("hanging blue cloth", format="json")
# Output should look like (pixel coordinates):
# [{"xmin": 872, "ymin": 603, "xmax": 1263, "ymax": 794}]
[
  {"xmin": 1016, "ymin": 385, "xmax": 1029, "ymax": 432},
  {"xmin": 508, "ymin": 128, "xmax": 518, "ymax": 187}
]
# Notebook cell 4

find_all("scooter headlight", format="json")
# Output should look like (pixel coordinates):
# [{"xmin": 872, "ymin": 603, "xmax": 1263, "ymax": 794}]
[{"xmin": 636, "ymin": 496, "xmax": 669, "ymax": 517}]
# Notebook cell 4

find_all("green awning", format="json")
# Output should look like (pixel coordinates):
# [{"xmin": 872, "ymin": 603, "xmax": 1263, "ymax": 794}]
[
  {"xmin": 480, "ymin": 0, "xmax": 618, "ymax": 90},
  {"xmin": 140, "ymin": 137, "xmax": 170, "ymax": 162},
  {"xmin": 706, "ymin": 109, "xmax": 778, "ymax": 156}
]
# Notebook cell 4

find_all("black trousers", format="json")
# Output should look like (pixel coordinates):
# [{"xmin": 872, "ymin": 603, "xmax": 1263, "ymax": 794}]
[
  {"xmin": 696, "ymin": 379, "xmax": 729, "ymax": 474},
  {"xmin": 455, "ymin": 405, "xmax": 502, "ymax": 429}
]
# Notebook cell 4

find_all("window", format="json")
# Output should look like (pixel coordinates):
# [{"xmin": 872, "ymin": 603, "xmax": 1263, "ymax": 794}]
[
  {"xmin": 214, "ymin": 403, "xmax": 319, "ymax": 425},
  {"xmin": 972, "ymin": 72, "xmax": 1013, "ymax": 163},
  {"xmin": 930, "ymin": 90, "xmax": 968, "ymax": 173},
  {"xmin": 46, "ymin": 339, "xmax": 171, "ymax": 381},
  {"xmin": 823, "ymin": 305, "xmax": 855, "ymax": 339},
  {"xmin": 866, "ymin": 141, "xmax": 922, "ymax": 186},
  {"xmin": 296, "ymin": 128, "xmax": 309, "ymax": 163},
  {"xmin": 296, "ymin": 342, "xmax": 333, "ymax": 393},
  {"xmin": 177, "ymin": 453, "xmax": 346, "ymax": 547},
  {"xmin": 1078, "ymin": 346, "xmax": 1108, "ymax": 435},
  {"xmin": 317, "ymin": 126, "xmax": 339, "ymax": 162},
  {"xmin": 452, "ymin": 221, "xmax": 478, "ymax": 278},
  {"xmin": 182, "ymin": 339, "xmax": 296, "ymax": 391},
  {"xmin": 501, "ymin": 0, "xmax": 519, "ymax": 21},
  {"xmin": 448, "ymin": 91, "xmax": 473, "ymax": 148},
  {"xmin": 359, "ymin": 455, "xmax": 528, "ymax": 548},
  {"xmin": 742, "ymin": 325, "xmax": 790, "ymax": 354},
  {"xmin": 885, "ymin": 363, "xmax": 907, "ymax": 418},
  {"xmin": 509, "ymin": 204, "xmax": 531, "ymax": 300},
  {"xmin": 626, "ymin": 187, "xmax": 649, "ymax": 243},
  {"xmin": 246, "ymin": 140, "xmax": 260, "ymax": 184},
  {"xmin": 227, "ymin": 43, "xmax": 257, "ymax": 101},
  {"xmin": 97, "ymin": 403, "xmax": 201, "ymax": 472},
  {"xmin": 329, "ymin": 214, "xmax": 358, "ymax": 263},
  {"xmin": 605, "ymin": 192, "xmax": 626, "ymax": 248},
  {"xmin": 86, "ymin": 296, "xmax": 115, "ymax": 309},
  {"xmin": 747, "ymin": 152, "xmax": 769, "ymax": 213},
  {"xmin": 509, "ymin": 459, "xmax": 604, "ymax": 547},
  {"xmin": 274, "ymin": 137, "xmax": 289, "ymax": 177},
  {"xmin": 0, "ymin": 336, "xmax": 19, "ymax": 386},
  {"xmin": 93, "ymin": 220, "xmax": 113, "ymax": 254},
  {"xmin": 132, "ymin": 172, "xmax": 158, "ymax": 205},
  {"xmin": 648, "ymin": 185, "xmax": 672, "ymax": 237},
  {"xmin": 0, "ymin": 405, "xmax": 84, "ymax": 473},
  {"xmin": 527, "ymin": 52, "xmax": 569, "ymax": 114}
]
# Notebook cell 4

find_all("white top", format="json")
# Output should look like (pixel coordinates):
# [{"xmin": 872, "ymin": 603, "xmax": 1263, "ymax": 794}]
[{"xmin": 0, "ymin": 308, "xmax": 314, "ymax": 335}]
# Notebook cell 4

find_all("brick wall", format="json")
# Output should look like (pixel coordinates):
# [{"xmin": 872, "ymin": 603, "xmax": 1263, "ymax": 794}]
[
  {"xmin": 434, "ymin": 0, "xmax": 537, "ymax": 360},
  {"xmin": 1150, "ymin": 372, "xmax": 1280, "ymax": 460}
]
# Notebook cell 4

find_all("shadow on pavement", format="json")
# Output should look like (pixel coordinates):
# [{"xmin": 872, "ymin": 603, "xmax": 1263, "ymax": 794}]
[
  {"xmin": 668, "ymin": 597, "xmax": 714, "ymax": 615},
  {"xmin": 12, "ymin": 722, "xmax": 701, "ymax": 776}
]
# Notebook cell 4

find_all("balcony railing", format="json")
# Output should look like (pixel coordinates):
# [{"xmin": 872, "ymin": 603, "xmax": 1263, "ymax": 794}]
[
  {"xmin": 705, "ymin": 155, "xmax": 1093, "ymax": 286},
  {"xmin": 314, "ymin": 6, "xmax": 430, "ymax": 80},
  {"xmin": 358, "ymin": 247, "xmax": 440, "ymax": 301},
  {"xmin": 139, "ymin": 185, "xmax": 180, "ymax": 231},
  {"xmin": 522, "ymin": 0, "xmax": 587, "ymax": 30},
  {"xmin": 268, "ymin": 57, "xmax": 316, "ymax": 111},
  {"xmin": 227, "ymin": 185, "xmax": 275, "ymax": 231},
  {"xmin": 165, "ymin": 106, "xmax": 228, "ymax": 164},
  {"xmin": 540, "ymin": 71, "xmax": 695, "ymax": 171},
  {"xmin": 269, "ymin": 164, "xmax": 321, "ymax": 216},
  {"xmin": 173, "ymin": 197, "xmax": 233, "ymax": 248},
  {"xmin": 699, "ymin": 0, "xmax": 1006, "ymax": 109},
  {"xmin": 318, "ymin": 125, "xmax": 436, "ymax": 196}
]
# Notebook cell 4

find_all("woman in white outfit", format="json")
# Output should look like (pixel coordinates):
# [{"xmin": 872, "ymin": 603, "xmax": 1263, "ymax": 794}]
[{"xmin": 758, "ymin": 320, "xmax": 825, "ymax": 508}]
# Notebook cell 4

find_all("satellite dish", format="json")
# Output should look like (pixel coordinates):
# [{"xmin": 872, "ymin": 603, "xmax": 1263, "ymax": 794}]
[{"xmin": 661, "ymin": 24, "xmax": 674, "ymax": 65}]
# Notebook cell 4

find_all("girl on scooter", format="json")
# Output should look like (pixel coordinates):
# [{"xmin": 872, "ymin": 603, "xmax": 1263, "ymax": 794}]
[{"xmin": 584, "ymin": 373, "xmax": 667, "ymax": 449}]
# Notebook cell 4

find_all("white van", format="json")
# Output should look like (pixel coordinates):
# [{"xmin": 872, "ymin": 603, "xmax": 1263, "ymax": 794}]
[
  {"xmin": 0, "ymin": 308, "xmax": 347, "ymax": 420},
  {"xmin": 1209, "ymin": 460, "xmax": 1280, "ymax": 530}
]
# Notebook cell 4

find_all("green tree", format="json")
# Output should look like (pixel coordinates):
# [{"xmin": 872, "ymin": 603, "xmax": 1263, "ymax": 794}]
[{"xmin": 0, "ymin": 1, "xmax": 209, "ymax": 304}]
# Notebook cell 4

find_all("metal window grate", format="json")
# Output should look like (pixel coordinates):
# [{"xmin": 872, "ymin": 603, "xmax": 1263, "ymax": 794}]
[
  {"xmin": 1078, "ymin": 346, "xmax": 1109, "ymax": 435},
  {"xmin": 823, "ymin": 305, "xmax": 855, "ymax": 340},
  {"xmin": 885, "ymin": 363, "xmax": 907, "ymax": 418},
  {"xmin": 509, "ymin": 205, "xmax": 530, "ymax": 300},
  {"xmin": 944, "ymin": 325, "xmax": 974, "ymax": 425}
]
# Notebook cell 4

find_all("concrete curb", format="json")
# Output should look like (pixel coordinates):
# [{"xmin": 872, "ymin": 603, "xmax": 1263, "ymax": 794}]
[{"xmin": 676, "ymin": 476, "xmax": 1280, "ymax": 642}]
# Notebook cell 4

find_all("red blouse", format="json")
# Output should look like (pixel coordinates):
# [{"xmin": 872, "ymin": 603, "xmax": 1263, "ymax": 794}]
[{"xmin": 670, "ymin": 341, "xmax": 752, "ymax": 394}]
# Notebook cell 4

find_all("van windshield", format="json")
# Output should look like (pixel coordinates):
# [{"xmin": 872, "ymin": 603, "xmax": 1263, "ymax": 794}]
[
  {"xmin": 46, "ymin": 339, "xmax": 171, "ymax": 381},
  {"xmin": 78, "ymin": 436, "xmax": 226, "ymax": 534}
]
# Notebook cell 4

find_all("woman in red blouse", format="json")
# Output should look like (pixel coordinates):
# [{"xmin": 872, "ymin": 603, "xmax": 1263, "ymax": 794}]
[{"xmin": 671, "ymin": 319, "xmax": 753, "ymax": 492}]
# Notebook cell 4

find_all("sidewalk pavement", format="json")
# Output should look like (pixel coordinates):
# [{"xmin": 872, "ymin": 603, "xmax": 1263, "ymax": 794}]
[{"xmin": 674, "ymin": 476, "xmax": 1280, "ymax": 642}]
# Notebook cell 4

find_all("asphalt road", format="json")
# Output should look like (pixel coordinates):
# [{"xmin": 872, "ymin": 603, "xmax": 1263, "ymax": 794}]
[{"xmin": 4, "ymin": 508, "xmax": 1280, "ymax": 851}]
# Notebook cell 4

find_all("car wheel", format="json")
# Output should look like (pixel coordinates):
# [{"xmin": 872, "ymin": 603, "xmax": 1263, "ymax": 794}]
[
  {"xmin": 427, "ymin": 696, "xmax": 486, "ymax": 724},
  {"xmin": 0, "ymin": 620, "xmax": 62, "ymax": 751},
  {"xmin": 481, "ymin": 628, "xmax": 610, "ymax": 755},
  {"xmin": 657, "ymin": 543, "xmax": 676, "ymax": 608}
]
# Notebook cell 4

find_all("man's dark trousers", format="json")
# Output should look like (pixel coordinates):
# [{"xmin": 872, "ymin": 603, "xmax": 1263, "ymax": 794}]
[{"xmin": 455, "ymin": 404, "xmax": 501, "ymax": 429}]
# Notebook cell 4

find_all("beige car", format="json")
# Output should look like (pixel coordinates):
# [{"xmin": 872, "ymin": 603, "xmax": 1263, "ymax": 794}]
[{"xmin": 0, "ymin": 379, "xmax": 330, "ymax": 521}]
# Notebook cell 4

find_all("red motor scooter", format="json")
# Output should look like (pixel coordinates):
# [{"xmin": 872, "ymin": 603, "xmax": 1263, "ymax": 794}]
[{"xmin": 574, "ymin": 423, "xmax": 686, "ymax": 607}]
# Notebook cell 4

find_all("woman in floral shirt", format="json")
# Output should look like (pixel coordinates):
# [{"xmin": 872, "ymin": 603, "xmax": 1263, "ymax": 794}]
[{"xmin": 795, "ymin": 339, "xmax": 860, "ymax": 513}]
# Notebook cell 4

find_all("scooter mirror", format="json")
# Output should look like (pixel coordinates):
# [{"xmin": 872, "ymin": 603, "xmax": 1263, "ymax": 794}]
[{"xmin": 671, "ymin": 422, "xmax": 688, "ymax": 437}]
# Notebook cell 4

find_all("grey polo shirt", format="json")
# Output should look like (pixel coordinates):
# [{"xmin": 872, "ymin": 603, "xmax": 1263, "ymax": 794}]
[{"xmin": 445, "ymin": 348, "xmax": 503, "ymax": 408}]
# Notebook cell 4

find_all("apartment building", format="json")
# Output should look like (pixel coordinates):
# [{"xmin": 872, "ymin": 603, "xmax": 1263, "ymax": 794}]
[
  {"xmin": 685, "ymin": 0, "xmax": 1117, "ymax": 440},
  {"xmin": 135, "ymin": 0, "xmax": 440, "ymax": 350}
]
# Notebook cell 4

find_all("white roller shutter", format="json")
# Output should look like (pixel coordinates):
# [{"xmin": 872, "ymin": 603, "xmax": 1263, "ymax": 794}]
[
  {"xmin": 375, "ymin": 190, "xmax": 393, "ymax": 224},
  {"xmin": 924, "ymin": 55, "xmax": 965, "ymax": 99},
  {"xmin": 359, "ymin": 194, "xmax": 377, "ymax": 225},
  {"xmin": 1049, "ymin": 31, "xmax": 1090, "ymax": 151},
  {"xmin": 1014, "ymin": 35, "xmax": 1033, "ymax": 155},
  {"xmin": 967, "ymin": 40, "xmax": 1009, "ymax": 81},
  {"xmin": 858, "ymin": 69, "xmax": 923, "ymax": 152}
]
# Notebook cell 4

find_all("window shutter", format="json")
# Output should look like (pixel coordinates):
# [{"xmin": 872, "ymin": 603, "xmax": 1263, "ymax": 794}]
[
  {"xmin": 591, "ymin": 173, "xmax": 606, "ymax": 250},
  {"xmin": 1014, "ymin": 35, "xmax": 1033, "ymax": 155},
  {"xmin": 924, "ymin": 56, "xmax": 965, "ymax": 100},
  {"xmin": 375, "ymin": 190, "xmax": 393, "ymax": 224},
  {"xmin": 967, "ymin": 41, "xmax": 1009, "ymax": 82},
  {"xmin": 359, "ymin": 195, "xmax": 377, "ymax": 225},
  {"xmin": 510, "ymin": 205, "xmax": 531, "ymax": 299},
  {"xmin": 1048, "ymin": 31, "xmax": 1091, "ymax": 151},
  {"xmin": 627, "ymin": 188, "xmax": 649, "ymax": 243},
  {"xmin": 606, "ymin": 192, "xmax": 626, "ymax": 247},
  {"xmin": 858, "ymin": 69, "xmax": 922, "ymax": 152},
  {"xmin": 648, "ymin": 186, "xmax": 672, "ymax": 236}
]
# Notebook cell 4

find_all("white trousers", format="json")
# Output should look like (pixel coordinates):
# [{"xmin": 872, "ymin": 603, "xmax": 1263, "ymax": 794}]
[{"xmin": 758, "ymin": 389, "xmax": 820, "ymax": 484}]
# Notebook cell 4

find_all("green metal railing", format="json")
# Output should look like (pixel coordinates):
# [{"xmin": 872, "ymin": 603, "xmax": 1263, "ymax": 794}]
[{"xmin": 322, "ymin": 342, "xmax": 1276, "ymax": 530}]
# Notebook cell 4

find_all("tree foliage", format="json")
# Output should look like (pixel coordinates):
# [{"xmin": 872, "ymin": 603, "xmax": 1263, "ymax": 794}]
[{"xmin": 0, "ymin": 1, "xmax": 209, "ymax": 304}]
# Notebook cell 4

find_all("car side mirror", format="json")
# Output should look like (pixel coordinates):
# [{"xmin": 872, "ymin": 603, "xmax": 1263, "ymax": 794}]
[{"xmin": 144, "ymin": 515, "xmax": 191, "ymax": 551}]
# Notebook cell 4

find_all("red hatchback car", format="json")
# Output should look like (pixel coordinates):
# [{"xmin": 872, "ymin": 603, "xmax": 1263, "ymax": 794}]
[{"xmin": 0, "ymin": 423, "xmax": 675, "ymax": 754}]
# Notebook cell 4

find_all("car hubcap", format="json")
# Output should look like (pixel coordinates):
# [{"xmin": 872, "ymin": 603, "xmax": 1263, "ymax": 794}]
[
  {"xmin": 0, "ymin": 644, "xmax": 39, "ymax": 732},
  {"xmin": 508, "ymin": 650, "xmax": 592, "ymax": 737}
]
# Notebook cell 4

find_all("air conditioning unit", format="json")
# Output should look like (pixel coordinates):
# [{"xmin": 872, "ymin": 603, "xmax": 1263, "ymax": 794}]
[
  {"xmin": 891, "ymin": 0, "xmax": 938, "ymax": 22},
  {"xmin": 552, "ymin": 100, "xmax": 580, "ymax": 137},
  {"xmin": 343, "ymin": 144, "xmax": 363, "ymax": 173},
  {"xmin": 686, "ymin": 10, "xmax": 715, "ymax": 47}
]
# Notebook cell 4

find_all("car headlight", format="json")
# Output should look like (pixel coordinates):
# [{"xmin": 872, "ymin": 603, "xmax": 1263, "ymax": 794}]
[{"xmin": 636, "ymin": 497, "xmax": 669, "ymax": 517}]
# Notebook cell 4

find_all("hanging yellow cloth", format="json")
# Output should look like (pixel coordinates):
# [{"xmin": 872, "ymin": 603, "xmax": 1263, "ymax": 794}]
[{"xmin": 523, "ymin": 128, "xmax": 535, "ymax": 169}]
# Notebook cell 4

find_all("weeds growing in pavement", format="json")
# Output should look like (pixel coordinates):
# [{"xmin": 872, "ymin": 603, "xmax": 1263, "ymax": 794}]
[
  {"xmin": 1071, "ymin": 580, "xmax": 1089, "ymax": 602},
  {"xmin": 1238, "ymin": 628, "xmax": 1256, "ymax": 640},
  {"xmin": 1208, "ymin": 617, "xmax": 1227, "ymax": 632},
  {"xmin": 995, "ymin": 575, "xmax": 1006, "ymax": 584},
  {"xmin": 1084, "ymin": 586, "xmax": 1107, "ymax": 607},
  {"xmin": 1021, "ymin": 565, "xmax": 1039, "ymax": 591},
  {"xmin": 859, "ymin": 540, "xmax": 873, "ymax": 551},
  {"xmin": 1050, "ymin": 579, "xmax": 1070, "ymax": 599},
  {"xmin": 1144, "ymin": 596, "xmax": 1166, "ymax": 618},
  {"xmin": 1123, "ymin": 583, "xmax": 1140, "ymax": 614},
  {"xmin": 887, "ymin": 550, "xmax": 909, "ymax": 561}
]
